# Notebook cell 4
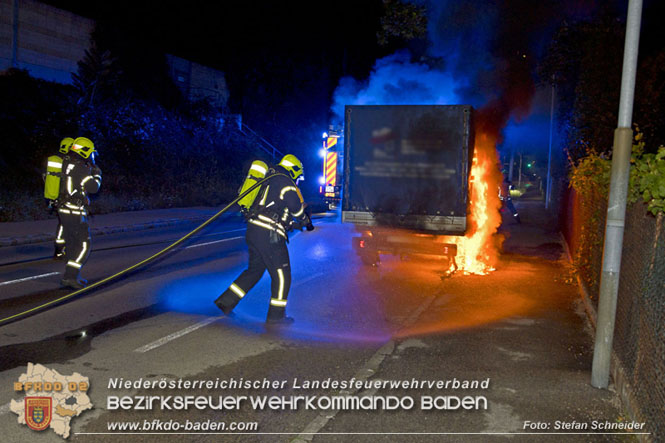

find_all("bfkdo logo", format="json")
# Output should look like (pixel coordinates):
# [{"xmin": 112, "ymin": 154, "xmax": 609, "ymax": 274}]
[
  {"xmin": 11, "ymin": 363, "xmax": 93, "ymax": 439},
  {"xmin": 25, "ymin": 397, "xmax": 52, "ymax": 431}
]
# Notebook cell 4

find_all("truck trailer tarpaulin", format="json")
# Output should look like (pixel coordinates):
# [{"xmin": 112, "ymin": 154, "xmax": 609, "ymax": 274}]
[{"xmin": 342, "ymin": 105, "xmax": 474, "ymax": 234}]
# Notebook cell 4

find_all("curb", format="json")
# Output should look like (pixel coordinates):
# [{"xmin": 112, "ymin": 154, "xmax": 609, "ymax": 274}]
[
  {"xmin": 560, "ymin": 233, "xmax": 651, "ymax": 443},
  {"xmin": 0, "ymin": 209, "xmax": 328, "ymax": 248},
  {"xmin": 0, "ymin": 215, "xmax": 220, "ymax": 247}
]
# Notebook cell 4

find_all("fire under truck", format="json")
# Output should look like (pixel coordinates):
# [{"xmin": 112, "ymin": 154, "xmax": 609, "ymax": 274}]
[
  {"xmin": 342, "ymin": 105, "xmax": 473, "ymax": 267},
  {"xmin": 319, "ymin": 126, "xmax": 343, "ymax": 209}
]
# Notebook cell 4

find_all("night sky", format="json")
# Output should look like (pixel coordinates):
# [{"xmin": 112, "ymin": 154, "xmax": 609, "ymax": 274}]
[
  {"xmin": 46, "ymin": 1, "xmax": 393, "ymax": 107},
  {"xmin": 45, "ymin": 0, "xmax": 665, "ymax": 166}
]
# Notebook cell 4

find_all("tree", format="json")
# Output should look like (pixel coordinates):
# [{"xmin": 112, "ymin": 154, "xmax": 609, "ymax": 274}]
[
  {"xmin": 376, "ymin": 0, "xmax": 428, "ymax": 46},
  {"xmin": 635, "ymin": 49, "xmax": 665, "ymax": 147},
  {"xmin": 89, "ymin": 23, "xmax": 184, "ymax": 109},
  {"xmin": 539, "ymin": 14, "xmax": 624, "ymax": 161},
  {"xmin": 539, "ymin": 10, "xmax": 665, "ymax": 161},
  {"xmin": 72, "ymin": 41, "xmax": 118, "ymax": 108}
]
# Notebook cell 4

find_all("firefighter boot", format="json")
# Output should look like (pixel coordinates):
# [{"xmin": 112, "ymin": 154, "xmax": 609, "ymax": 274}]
[
  {"xmin": 53, "ymin": 246, "xmax": 66, "ymax": 261},
  {"xmin": 214, "ymin": 288, "xmax": 242, "ymax": 315},
  {"xmin": 266, "ymin": 305, "xmax": 294, "ymax": 325},
  {"xmin": 60, "ymin": 267, "xmax": 87, "ymax": 289}
]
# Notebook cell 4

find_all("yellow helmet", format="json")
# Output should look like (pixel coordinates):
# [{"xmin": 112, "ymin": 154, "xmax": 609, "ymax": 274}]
[
  {"xmin": 70, "ymin": 137, "xmax": 96, "ymax": 159},
  {"xmin": 278, "ymin": 154, "xmax": 304, "ymax": 181},
  {"xmin": 59, "ymin": 137, "xmax": 74, "ymax": 154}
]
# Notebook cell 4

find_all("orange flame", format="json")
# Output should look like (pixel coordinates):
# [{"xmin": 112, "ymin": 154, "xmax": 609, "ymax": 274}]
[{"xmin": 443, "ymin": 132, "xmax": 503, "ymax": 275}]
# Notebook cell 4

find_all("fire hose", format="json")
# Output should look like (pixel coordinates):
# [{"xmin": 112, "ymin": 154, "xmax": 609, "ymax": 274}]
[{"xmin": 0, "ymin": 173, "xmax": 293, "ymax": 327}]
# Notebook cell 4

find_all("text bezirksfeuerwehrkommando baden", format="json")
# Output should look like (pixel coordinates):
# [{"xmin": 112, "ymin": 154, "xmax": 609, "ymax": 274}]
[
  {"xmin": 107, "ymin": 394, "xmax": 488, "ymax": 411},
  {"xmin": 106, "ymin": 377, "xmax": 490, "ymax": 411}
]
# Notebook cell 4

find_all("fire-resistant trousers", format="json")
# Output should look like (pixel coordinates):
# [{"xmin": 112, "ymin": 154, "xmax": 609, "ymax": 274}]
[
  {"xmin": 215, "ymin": 223, "xmax": 291, "ymax": 319},
  {"xmin": 54, "ymin": 212, "xmax": 66, "ymax": 258},
  {"xmin": 59, "ymin": 210, "xmax": 92, "ymax": 281}
]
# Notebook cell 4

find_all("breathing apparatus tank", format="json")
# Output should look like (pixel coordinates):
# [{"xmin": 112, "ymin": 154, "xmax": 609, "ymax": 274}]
[{"xmin": 237, "ymin": 160, "xmax": 269, "ymax": 215}]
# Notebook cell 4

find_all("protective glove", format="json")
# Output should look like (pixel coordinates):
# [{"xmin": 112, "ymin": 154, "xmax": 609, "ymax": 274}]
[{"xmin": 305, "ymin": 216, "xmax": 315, "ymax": 231}]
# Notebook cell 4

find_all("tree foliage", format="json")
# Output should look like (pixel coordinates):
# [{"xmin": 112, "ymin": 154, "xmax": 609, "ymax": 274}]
[
  {"xmin": 630, "ymin": 134, "xmax": 665, "ymax": 215},
  {"xmin": 540, "ymin": 13, "xmax": 665, "ymax": 162},
  {"xmin": 377, "ymin": 0, "xmax": 428, "ymax": 46},
  {"xmin": 539, "ymin": 14, "xmax": 624, "ymax": 161},
  {"xmin": 570, "ymin": 131, "xmax": 665, "ymax": 216},
  {"xmin": 72, "ymin": 41, "xmax": 118, "ymax": 108},
  {"xmin": 0, "ymin": 68, "xmax": 266, "ymax": 221},
  {"xmin": 86, "ymin": 23, "xmax": 184, "ymax": 109}
]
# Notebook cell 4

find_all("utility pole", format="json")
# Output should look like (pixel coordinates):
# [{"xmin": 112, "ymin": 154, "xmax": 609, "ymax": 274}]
[
  {"xmin": 545, "ymin": 79, "xmax": 555, "ymax": 209},
  {"xmin": 508, "ymin": 146, "xmax": 515, "ymax": 183},
  {"xmin": 591, "ymin": 0, "xmax": 643, "ymax": 389},
  {"xmin": 518, "ymin": 153, "xmax": 522, "ymax": 189}
]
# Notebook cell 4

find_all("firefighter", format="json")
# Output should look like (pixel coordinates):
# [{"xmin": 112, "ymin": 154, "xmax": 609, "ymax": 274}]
[
  {"xmin": 499, "ymin": 177, "xmax": 520, "ymax": 223},
  {"xmin": 44, "ymin": 137, "xmax": 74, "ymax": 260},
  {"xmin": 214, "ymin": 154, "xmax": 314, "ymax": 324},
  {"xmin": 58, "ymin": 137, "xmax": 102, "ymax": 289}
]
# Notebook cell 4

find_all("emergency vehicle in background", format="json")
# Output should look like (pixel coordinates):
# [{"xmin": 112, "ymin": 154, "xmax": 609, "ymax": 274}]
[{"xmin": 319, "ymin": 126, "xmax": 343, "ymax": 209}]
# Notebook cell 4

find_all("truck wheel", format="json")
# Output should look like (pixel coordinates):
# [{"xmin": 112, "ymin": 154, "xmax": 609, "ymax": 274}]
[{"xmin": 360, "ymin": 252, "xmax": 379, "ymax": 266}]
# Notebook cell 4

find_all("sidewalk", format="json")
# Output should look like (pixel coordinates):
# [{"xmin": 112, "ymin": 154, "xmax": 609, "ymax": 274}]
[
  {"xmin": 347, "ymin": 200, "xmax": 643, "ymax": 441},
  {"xmin": 0, "ymin": 207, "xmax": 226, "ymax": 247}
]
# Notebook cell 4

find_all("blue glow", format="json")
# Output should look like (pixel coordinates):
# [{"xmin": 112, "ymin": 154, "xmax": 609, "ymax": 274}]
[
  {"xmin": 155, "ymin": 224, "xmax": 395, "ymax": 345},
  {"xmin": 501, "ymin": 112, "xmax": 557, "ymax": 157},
  {"xmin": 318, "ymin": 176, "xmax": 325, "ymax": 185},
  {"xmin": 157, "ymin": 268, "xmax": 391, "ymax": 344},
  {"xmin": 158, "ymin": 272, "xmax": 236, "ymax": 316},
  {"xmin": 157, "ymin": 269, "xmax": 284, "ymax": 327},
  {"xmin": 332, "ymin": 51, "xmax": 461, "ymax": 121},
  {"xmin": 319, "ymin": 148, "xmax": 326, "ymax": 158}
]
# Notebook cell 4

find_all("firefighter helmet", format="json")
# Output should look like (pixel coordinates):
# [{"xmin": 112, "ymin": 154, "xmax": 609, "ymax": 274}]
[
  {"xmin": 59, "ymin": 137, "xmax": 74, "ymax": 154},
  {"xmin": 278, "ymin": 154, "xmax": 304, "ymax": 181},
  {"xmin": 70, "ymin": 137, "xmax": 96, "ymax": 159}
]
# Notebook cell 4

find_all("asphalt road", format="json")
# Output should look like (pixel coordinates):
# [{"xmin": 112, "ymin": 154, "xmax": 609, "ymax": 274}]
[{"xmin": 0, "ymin": 209, "xmax": 635, "ymax": 442}]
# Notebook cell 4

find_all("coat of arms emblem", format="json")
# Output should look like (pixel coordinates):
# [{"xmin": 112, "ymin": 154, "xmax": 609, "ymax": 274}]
[{"xmin": 25, "ymin": 397, "xmax": 52, "ymax": 431}]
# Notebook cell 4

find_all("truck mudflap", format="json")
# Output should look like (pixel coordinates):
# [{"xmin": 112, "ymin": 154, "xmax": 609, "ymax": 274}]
[{"xmin": 352, "ymin": 229, "xmax": 458, "ymax": 269}]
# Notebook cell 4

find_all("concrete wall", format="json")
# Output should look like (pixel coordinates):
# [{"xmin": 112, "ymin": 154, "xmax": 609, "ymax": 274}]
[
  {"xmin": 0, "ymin": 1, "xmax": 228, "ymax": 108},
  {"xmin": 0, "ymin": 0, "xmax": 94, "ymax": 84},
  {"xmin": 166, "ymin": 54, "xmax": 229, "ymax": 108}
]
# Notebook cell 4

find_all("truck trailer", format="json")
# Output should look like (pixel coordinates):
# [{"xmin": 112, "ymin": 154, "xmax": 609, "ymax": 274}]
[{"xmin": 341, "ymin": 105, "xmax": 474, "ymax": 266}]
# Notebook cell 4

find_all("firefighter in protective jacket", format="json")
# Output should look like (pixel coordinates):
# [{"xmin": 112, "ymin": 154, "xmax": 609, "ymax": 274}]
[
  {"xmin": 215, "ymin": 154, "xmax": 314, "ymax": 324},
  {"xmin": 58, "ymin": 137, "xmax": 102, "ymax": 289}
]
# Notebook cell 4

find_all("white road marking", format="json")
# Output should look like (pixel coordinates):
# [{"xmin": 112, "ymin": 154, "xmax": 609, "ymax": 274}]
[
  {"xmin": 184, "ymin": 236, "xmax": 243, "ymax": 249},
  {"xmin": 132, "ymin": 272, "xmax": 324, "ymax": 354},
  {"xmin": 198, "ymin": 228, "xmax": 246, "ymax": 238},
  {"xmin": 134, "ymin": 317, "xmax": 218, "ymax": 353},
  {"xmin": 0, "ymin": 272, "xmax": 60, "ymax": 287},
  {"xmin": 293, "ymin": 272, "xmax": 325, "ymax": 287},
  {"xmin": 0, "ymin": 401, "xmax": 11, "ymax": 415},
  {"xmin": 133, "ymin": 237, "xmax": 320, "ymax": 353},
  {"xmin": 294, "ymin": 295, "xmax": 437, "ymax": 442}
]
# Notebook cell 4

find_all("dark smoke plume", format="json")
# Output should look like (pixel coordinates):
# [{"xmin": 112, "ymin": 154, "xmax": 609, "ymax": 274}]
[{"xmin": 333, "ymin": 0, "xmax": 603, "ymax": 138}]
